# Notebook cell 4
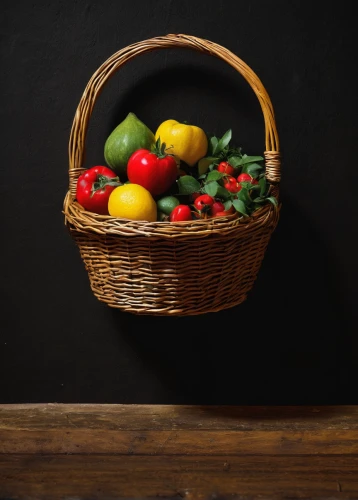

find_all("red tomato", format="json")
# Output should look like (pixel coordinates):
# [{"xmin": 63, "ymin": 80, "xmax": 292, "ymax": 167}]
[
  {"xmin": 237, "ymin": 173, "xmax": 252, "ymax": 182},
  {"xmin": 169, "ymin": 205, "xmax": 192, "ymax": 222},
  {"xmin": 237, "ymin": 173, "xmax": 258, "ymax": 185},
  {"xmin": 211, "ymin": 201, "xmax": 225, "ymax": 216},
  {"xmin": 194, "ymin": 194, "xmax": 215, "ymax": 212},
  {"xmin": 223, "ymin": 176, "xmax": 242, "ymax": 193},
  {"xmin": 217, "ymin": 161, "xmax": 235, "ymax": 176},
  {"xmin": 76, "ymin": 166, "xmax": 120, "ymax": 215},
  {"xmin": 213, "ymin": 206, "xmax": 236, "ymax": 217},
  {"xmin": 127, "ymin": 147, "xmax": 178, "ymax": 197}
]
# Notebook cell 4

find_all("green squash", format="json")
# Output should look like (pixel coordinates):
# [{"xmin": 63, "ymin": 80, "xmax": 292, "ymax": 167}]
[{"xmin": 104, "ymin": 112, "xmax": 155, "ymax": 178}]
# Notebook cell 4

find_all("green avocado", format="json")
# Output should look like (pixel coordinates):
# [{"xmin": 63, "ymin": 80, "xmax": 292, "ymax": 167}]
[{"xmin": 104, "ymin": 112, "xmax": 155, "ymax": 178}]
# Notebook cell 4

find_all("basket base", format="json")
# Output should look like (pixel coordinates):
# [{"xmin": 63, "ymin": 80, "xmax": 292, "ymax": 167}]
[
  {"xmin": 73, "ymin": 232, "xmax": 272, "ymax": 317},
  {"xmin": 67, "ymin": 198, "xmax": 280, "ymax": 317},
  {"xmin": 93, "ymin": 286, "xmax": 249, "ymax": 316}
]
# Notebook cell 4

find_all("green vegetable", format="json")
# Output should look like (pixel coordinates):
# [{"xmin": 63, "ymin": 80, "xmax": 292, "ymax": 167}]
[
  {"xmin": 104, "ymin": 112, "xmax": 155, "ymax": 178},
  {"xmin": 156, "ymin": 195, "xmax": 180, "ymax": 215}
]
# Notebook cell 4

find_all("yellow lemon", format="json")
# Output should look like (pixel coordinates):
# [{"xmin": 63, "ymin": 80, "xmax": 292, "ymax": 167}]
[
  {"xmin": 108, "ymin": 183, "xmax": 157, "ymax": 222},
  {"xmin": 155, "ymin": 119, "xmax": 208, "ymax": 166}
]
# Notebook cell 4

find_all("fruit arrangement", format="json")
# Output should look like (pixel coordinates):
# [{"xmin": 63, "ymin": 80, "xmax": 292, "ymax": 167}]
[{"xmin": 76, "ymin": 112, "xmax": 277, "ymax": 222}]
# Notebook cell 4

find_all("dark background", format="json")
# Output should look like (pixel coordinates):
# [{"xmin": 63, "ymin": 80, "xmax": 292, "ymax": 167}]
[{"xmin": 1, "ymin": 1, "xmax": 357, "ymax": 404}]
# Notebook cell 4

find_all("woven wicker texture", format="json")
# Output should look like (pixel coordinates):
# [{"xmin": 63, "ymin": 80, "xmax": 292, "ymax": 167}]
[{"xmin": 63, "ymin": 34, "xmax": 281, "ymax": 316}]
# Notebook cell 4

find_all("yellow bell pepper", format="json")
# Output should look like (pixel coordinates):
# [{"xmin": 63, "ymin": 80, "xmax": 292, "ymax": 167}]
[{"xmin": 155, "ymin": 120, "xmax": 208, "ymax": 167}]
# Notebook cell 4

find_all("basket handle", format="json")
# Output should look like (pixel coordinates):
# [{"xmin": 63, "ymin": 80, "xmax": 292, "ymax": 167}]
[{"xmin": 68, "ymin": 33, "xmax": 281, "ymax": 196}]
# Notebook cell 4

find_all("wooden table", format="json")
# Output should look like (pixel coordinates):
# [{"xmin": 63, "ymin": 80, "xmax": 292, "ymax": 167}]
[{"xmin": 0, "ymin": 405, "xmax": 358, "ymax": 499}]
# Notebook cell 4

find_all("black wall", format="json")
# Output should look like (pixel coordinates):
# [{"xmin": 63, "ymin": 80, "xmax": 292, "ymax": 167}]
[{"xmin": 1, "ymin": 1, "xmax": 357, "ymax": 404}]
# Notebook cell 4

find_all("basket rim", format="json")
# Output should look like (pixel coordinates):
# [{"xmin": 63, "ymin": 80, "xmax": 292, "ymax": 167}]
[{"xmin": 64, "ymin": 188, "xmax": 280, "ymax": 239}]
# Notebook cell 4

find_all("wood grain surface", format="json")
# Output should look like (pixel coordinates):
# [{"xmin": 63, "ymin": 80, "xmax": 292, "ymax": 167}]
[{"xmin": 1, "ymin": 405, "xmax": 358, "ymax": 499}]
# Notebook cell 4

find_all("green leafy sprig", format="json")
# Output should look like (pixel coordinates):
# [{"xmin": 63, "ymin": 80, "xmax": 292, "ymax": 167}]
[
  {"xmin": 176, "ymin": 129, "xmax": 278, "ymax": 217},
  {"xmin": 198, "ymin": 129, "xmax": 264, "ymax": 176}
]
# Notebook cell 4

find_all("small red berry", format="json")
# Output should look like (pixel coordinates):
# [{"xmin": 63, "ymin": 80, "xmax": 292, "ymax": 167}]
[
  {"xmin": 217, "ymin": 161, "xmax": 235, "ymax": 176},
  {"xmin": 237, "ymin": 173, "xmax": 252, "ymax": 182},
  {"xmin": 223, "ymin": 176, "xmax": 242, "ymax": 193},
  {"xmin": 211, "ymin": 201, "xmax": 225, "ymax": 216},
  {"xmin": 237, "ymin": 173, "xmax": 258, "ymax": 185},
  {"xmin": 194, "ymin": 194, "xmax": 215, "ymax": 212},
  {"xmin": 169, "ymin": 204, "xmax": 192, "ymax": 222},
  {"xmin": 213, "ymin": 206, "xmax": 236, "ymax": 217}
]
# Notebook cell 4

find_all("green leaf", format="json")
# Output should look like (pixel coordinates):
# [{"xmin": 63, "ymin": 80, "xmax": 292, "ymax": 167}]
[
  {"xmin": 252, "ymin": 197, "xmax": 265, "ymax": 204},
  {"xmin": 242, "ymin": 155, "xmax": 264, "ymax": 164},
  {"xmin": 233, "ymin": 199, "xmax": 249, "ymax": 217},
  {"xmin": 245, "ymin": 163, "xmax": 264, "ymax": 176},
  {"xmin": 213, "ymin": 129, "xmax": 232, "ymax": 155},
  {"xmin": 216, "ymin": 185, "xmax": 232, "ymax": 200},
  {"xmin": 237, "ymin": 187, "xmax": 251, "ymax": 204},
  {"xmin": 235, "ymin": 156, "xmax": 264, "ymax": 167},
  {"xmin": 266, "ymin": 196, "xmax": 278, "ymax": 206},
  {"xmin": 209, "ymin": 136, "xmax": 218, "ymax": 155},
  {"xmin": 204, "ymin": 181, "xmax": 219, "ymax": 197},
  {"xmin": 224, "ymin": 200, "xmax": 233, "ymax": 210},
  {"xmin": 259, "ymin": 176, "xmax": 267, "ymax": 197},
  {"xmin": 198, "ymin": 157, "xmax": 217, "ymax": 176},
  {"xmin": 227, "ymin": 155, "xmax": 243, "ymax": 168},
  {"xmin": 206, "ymin": 170, "xmax": 223, "ymax": 181},
  {"xmin": 177, "ymin": 175, "xmax": 201, "ymax": 195}
]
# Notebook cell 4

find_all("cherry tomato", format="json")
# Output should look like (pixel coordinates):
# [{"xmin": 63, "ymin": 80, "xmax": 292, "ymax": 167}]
[
  {"xmin": 169, "ymin": 204, "xmax": 193, "ymax": 222},
  {"xmin": 194, "ymin": 194, "xmax": 215, "ymax": 212},
  {"xmin": 213, "ymin": 206, "xmax": 236, "ymax": 217},
  {"xmin": 211, "ymin": 201, "xmax": 225, "ymax": 216},
  {"xmin": 217, "ymin": 161, "xmax": 235, "ymax": 176},
  {"xmin": 76, "ymin": 165, "xmax": 120, "ymax": 215},
  {"xmin": 237, "ymin": 173, "xmax": 258, "ymax": 185},
  {"xmin": 223, "ymin": 175, "xmax": 242, "ymax": 193},
  {"xmin": 237, "ymin": 173, "xmax": 252, "ymax": 182}
]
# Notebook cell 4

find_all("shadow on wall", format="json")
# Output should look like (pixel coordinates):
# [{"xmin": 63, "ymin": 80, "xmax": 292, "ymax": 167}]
[
  {"xmin": 110, "ymin": 192, "xmax": 354, "ymax": 405},
  {"xmin": 86, "ymin": 60, "xmax": 263, "ymax": 168},
  {"xmin": 107, "ymin": 61, "xmax": 260, "ymax": 129}
]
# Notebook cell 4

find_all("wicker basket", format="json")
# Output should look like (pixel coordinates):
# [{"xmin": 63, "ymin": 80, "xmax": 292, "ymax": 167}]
[{"xmin": 63, "ymin": 34, "xmax": 281, "ymax": 316}]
